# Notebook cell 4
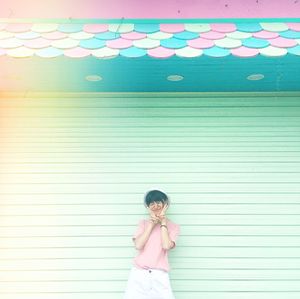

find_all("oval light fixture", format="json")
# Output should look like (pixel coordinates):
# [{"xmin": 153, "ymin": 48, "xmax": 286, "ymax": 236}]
[
  {"xmin": 85, "ymin": 75, "xmax": 103, "ymax": 81},
  {"xmin": 247, "ymin": 74, "xmax": 264, "ymax": 81},
  {"xmin": 167, "ymin": 74, "xmax": 184, "ymax": 81}
]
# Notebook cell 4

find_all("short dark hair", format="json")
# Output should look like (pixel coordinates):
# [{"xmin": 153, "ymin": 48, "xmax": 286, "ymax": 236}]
[{"xmin": 144, "ymin": 190, "xmax": 169, "ymax": 208}]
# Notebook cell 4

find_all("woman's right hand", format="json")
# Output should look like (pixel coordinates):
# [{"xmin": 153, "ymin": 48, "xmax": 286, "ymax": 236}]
[{"xmin": 148, "ymin": 208, "xmax": 161, "ymax": 225}]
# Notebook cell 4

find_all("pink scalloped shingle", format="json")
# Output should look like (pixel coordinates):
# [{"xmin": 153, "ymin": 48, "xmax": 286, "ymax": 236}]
[
  {"xmin": 121, "ymin": 32, "xmax": 147, "ymax": 40},
  {"xmin": 231, "ymin": 46, "xmax": 259, "ymax": 57},
  {"xmin": 64, "ymin": 47, "xmax": 91, "ymax": 58},
  {"xmin": 187, "ymin": 37, "xmax": 214, "ymax": 49},
  {"xmin": 252, "ymin": 30, "xmax": 279, "ymax": 39},
  {"xmin": 41, "ymin": 31, "xmax": 68, "ymax": 40},
  {"xmin": 106, "ymin": 38, "xmax": 133, "ymax": 49},
  {"xmin": 5, "ymin": 23, "xmax": 32, "ymax": 33},
  {"xmin": 160, "ymin": 24, "xmax": 185, "ymax": 33},
  {"xmin": 23, "ymin": 37, "xmax": 52, "ymax": 49},
  {"xmin": 210, "ymin": 23, "xmax": 236, "ymax": 33},
  {"xmin": 287, "ymin": 23, "xmax": 300, "ymax": 32},
  {"xmin": 83, "ymin": 24, "xmax": 108, "ymax": 33},
  {"xmin": 268, "ymin": 36, "xmax": 298, "ymax": 48},
  {"xmin": 147, "ymin": 46, "xmax": 175, "ymax": 58},
  {"xmin": 200, "ymin": 31, "xmax": 226, "ymax": 40}
]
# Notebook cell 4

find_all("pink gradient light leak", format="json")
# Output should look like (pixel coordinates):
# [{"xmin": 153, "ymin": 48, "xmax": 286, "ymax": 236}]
[{"xmin": 0, "ymin": 0, "xmax": 299, "ymax": 19}]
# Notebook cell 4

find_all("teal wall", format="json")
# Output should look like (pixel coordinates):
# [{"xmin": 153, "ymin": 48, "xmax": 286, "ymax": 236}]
[{"xmin": 1, "ymin": 92, "xmax": 300, "ymax": 299}]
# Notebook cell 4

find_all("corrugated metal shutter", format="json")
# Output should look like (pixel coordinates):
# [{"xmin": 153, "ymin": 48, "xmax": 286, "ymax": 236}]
[{"xmin": 1, "ymin": 92, "xmax": 300, "ymax": 299}]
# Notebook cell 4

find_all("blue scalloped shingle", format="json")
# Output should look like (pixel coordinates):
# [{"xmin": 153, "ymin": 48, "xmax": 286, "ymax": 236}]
[
  {"xmin": 57, "ymin": 24, "xmax": 83, "ymax": 33},
  {"xmin": 203, "ymin": 46, "xmax": 230, "ymax": 57},
  {"xmin": 173, "ymin": 31, "xmax": 199, "ymax": 40},
  {"xmin": 120, "ymin": 46, "xmax": 147, "ymax": 58},
  {"xmin": 79, "ymin": 38, "xmax": 106, "ymax": 49},
  {"xmin": 36, "ymin": 47, "xmax": 64, "ymax": 58},
  {"xmin": 15, "ymin": 31, "xmax": 40, "ymax": 39},
  {"xmin": 242, "ymin": 37, "xmax": 270, "ymax": 48},
  {"xmin": 287, "ymin": 45, "xmax": 300, "ymax": 55},
  {"xmin": 160, "ymin": 37, "xmax": 187, "ymax": 49},
  {"xmin": 95, "ymin": 32, "xmax": 120, "ymax": 40},
  {"xmin": 134, "ymin": 24, "xmax": 160, "ymax": 33},
  {"xmin": 236, "ymin": 23, "xmax": 262, "ymax": 33},
  {"xmin": 280, "ymin": 30, "xmax": 300, "ymax": 39}
]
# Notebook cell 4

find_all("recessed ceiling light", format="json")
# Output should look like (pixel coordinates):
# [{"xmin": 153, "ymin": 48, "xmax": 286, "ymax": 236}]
[
  {"xmin": 85, "ymin": 75, "xmax": 103, "ymax": 82},
  {"xmin": 247, "ymin": 74, "xmax": 264, "ymax": 81},
  {"xmin": 167, "ymin": 75, "xmax": 184, "ymax": 81}
]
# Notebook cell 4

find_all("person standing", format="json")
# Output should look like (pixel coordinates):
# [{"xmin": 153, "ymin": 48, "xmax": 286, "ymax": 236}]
[{"xmin": 123, "ymin": 189, "xmax": 180, "ymax": 299}]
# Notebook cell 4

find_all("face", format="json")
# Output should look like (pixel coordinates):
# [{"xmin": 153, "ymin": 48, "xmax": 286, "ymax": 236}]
[{"xmin": 148, "ymin": 201, "xmax": 164, "ymax": 214}]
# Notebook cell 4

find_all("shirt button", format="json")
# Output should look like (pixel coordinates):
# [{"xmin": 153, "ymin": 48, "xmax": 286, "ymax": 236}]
[{"xmin": 149, "ymin": 270, "xmax": 152, "ymax": 273}]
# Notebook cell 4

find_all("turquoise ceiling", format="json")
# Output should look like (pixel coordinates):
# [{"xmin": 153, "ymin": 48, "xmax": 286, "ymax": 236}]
[{"xmin": 1, "ymin": 19, "xmax": 300, "ymax": 92}]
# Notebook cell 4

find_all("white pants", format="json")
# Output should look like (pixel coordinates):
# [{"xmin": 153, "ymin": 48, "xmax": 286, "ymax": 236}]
[{"xmin": 123, "ymin": 265, "xmax": 176, "ymax": 299}]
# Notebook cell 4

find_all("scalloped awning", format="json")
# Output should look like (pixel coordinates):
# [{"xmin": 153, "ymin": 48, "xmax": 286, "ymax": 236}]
[
  {"xmin": 1, "ymin": 21, "xmax": 300, "ymax": 59},
  {"xmin": 1, "ymin": 20, "xmax": 300, "ymax": 92}
]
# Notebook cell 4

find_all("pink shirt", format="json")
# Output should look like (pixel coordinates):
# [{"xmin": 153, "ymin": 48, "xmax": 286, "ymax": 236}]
[{"xmin": 132, "ymin": 218, "xmax": 180, "ymax": 272}]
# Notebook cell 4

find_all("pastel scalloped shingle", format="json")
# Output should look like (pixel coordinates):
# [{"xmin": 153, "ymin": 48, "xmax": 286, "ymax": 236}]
[
  {"xmin": 109, "ymin": 23, "xmax": 134, "ymax": 33},
  {"xmin": 83, "ymin": 24, "xmax": 108, "ymax": 33},
  {"xmin": 132, "ymin": 38, "xmax": 160, "ymax": 49},
  {"xmin": 210, "ymin": 23, "xmax": 237, "ymax": 33},
  {"xmin": 268, "ymin": 36, "xmax": 298, "ymax": 48},
  {"xmin": 214, "ymin": 37, "xmax": 242, "ymax": 49},
  {"xmin": 120, "ymin": 46, "xmax": 147, "ymax": 58},
  {"xmin": 91, "ymin": 47, "xmax": 119, "ymax": 58},
  {"xmin": 121, "ymin": 32, "xmax": 147, "ymax": 40},
  {"xmin": 5, "ymin": 23, "xmax": 32, "ymax": 33},
  {"xmin": 184, "ymin": 24, "xmax": 210, "ymax": 33},
  {"xmin": 106, "ymin": 38, "xmax": 133, "ymax": 49},
  {"xmin": 7, "ymin": 46, "xmax": 35, "ymax": 57},
  {"xmin": 203, "ymin": 46, "xmax": 230, "ymax": 57},
  {"xmin": 175, "ymin": 46, "xmax": 202, "ymax": 58},
  {"xmin": 259, "ymin": 45, "xmax": 288, "ymax": 56},
  {"xmin": 64, "ymin": 47, "xmax": 91, "ymax": 58},
  {"xmin": 23, "ymin": 37, "xmax": 52, "ymax": 49},
  {"xmin": 231, "ymin": 46, "xmax": 259, "ymax": 57},
  {"xmin": 187, "ymin": 37, "xmax": 214, "ymax": 49},
  {"xmin": 200, "ymin": 31, "xmax": 226, "ymax": 40},
  {"xmin": 252, "ymin": 30, "xmax": 279, "ymax": 39},
  {"xmin": 1, "ymin": 21, "xmax": 300, "ymax": 59},
  {"xmin": 260, "ymin": 23, "xmax": 289, "ymax": 32},
  {"xmin": 31, "ymin": 23, "xmax": 58, "ymax": 33},
  {"xmin": 147, "ymin": 46, "xmax": 175, "ymax": 58},
  {"xmin": 36, "ymin": 46, "xmax": 63, "ymax": 58},
  {"xmin": 160, "ymin": 24, "xmax": 185, "ymax": 33},
  {"xmin": 160, "ymin": 37, "xmax": 187, "ymax": 49},
  {"xmin": 79, "ymin": 38, "xmax": 106, "ymax": 49}
]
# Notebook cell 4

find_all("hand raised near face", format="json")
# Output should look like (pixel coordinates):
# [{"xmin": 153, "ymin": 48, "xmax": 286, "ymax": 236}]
[
  {"xmin": 157, "ymin": 202, "xmax": 169, "ymax": 223},
  {"xmin": 148, "ymin": 206, "xmax": 161, "ymax": 225}
]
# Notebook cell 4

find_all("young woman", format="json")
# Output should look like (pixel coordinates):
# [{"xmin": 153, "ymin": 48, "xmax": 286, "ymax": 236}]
[{"xmin": 123, "ymin": 189, "xmax": 180, "ymax": 299}]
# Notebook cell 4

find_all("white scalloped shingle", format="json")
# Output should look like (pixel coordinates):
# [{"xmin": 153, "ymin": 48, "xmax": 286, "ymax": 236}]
[
  {"xmin": 147, "ymin": 31, "xmax": 173, "ymax": 40},
  {"xmin": 0, "ymin": 37, "xmax": 23, "ymax": 49},
  {"xmin": 175, "ymin": 46, "xmax": 203, "ymax": 57},
  {"xmin": 31, "ymin": 23, "xmax": 58, "ymax": 33},
  {"xmin": 226, "ymin": 31, "xmax": 252, "ymax": 39},
  {"xmin": 51, "ymin": 38, "xmax": 79, "ymax": 49},
  {"xmin": 132, "ymin": 38, "xmax": 160, "ymax": 49},
  {"xmin": 108, "ymin": 24, "xmax": 134, "ymax": 33},
  {"xmin": 260, "ymin": 23, "xmax": 289, "ymax": 32},
  {"xmin": 184, "ymin": 24, "xmax": 210, "ymax": 33},
  {"xmin": 6, "ymin": 46, "xmax": 35, "ymax": 57},
  {"xmin": 0, "ymin": 31, "xmax": 14, "ymax": 39},
  {"xmin": 259, "ymin": 45, "xmax": 288, "ymax": 56},
  {"xmin": 91, "ymin": 46, "xmax": 119, "ymax": 58},
  {"xmin": 214, "ymin": 37, "xmax": 242, "ymax": 49},
  {"xmin": 69, "ymin": 31, "xmax": 94, "ymax": 40}
]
